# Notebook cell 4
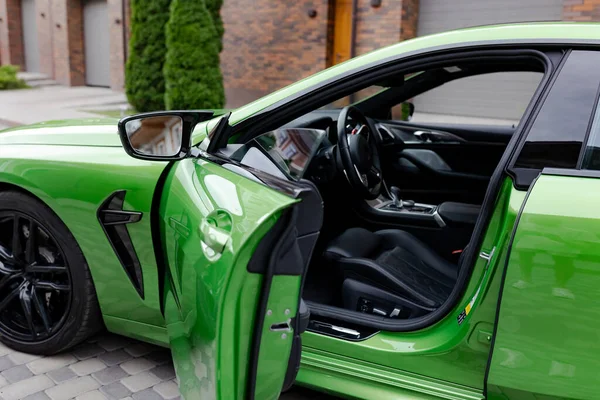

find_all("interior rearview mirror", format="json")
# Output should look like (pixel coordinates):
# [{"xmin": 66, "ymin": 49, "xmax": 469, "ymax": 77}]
[{"xmin": 117, "ymin": 111, "xmax": 215, "ymax": 161}]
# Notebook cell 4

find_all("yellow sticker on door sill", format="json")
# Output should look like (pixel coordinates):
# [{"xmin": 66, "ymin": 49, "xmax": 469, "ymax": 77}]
[{"xmin": 458, "ymin": 287, "xmax": 480, "ymax": 325}]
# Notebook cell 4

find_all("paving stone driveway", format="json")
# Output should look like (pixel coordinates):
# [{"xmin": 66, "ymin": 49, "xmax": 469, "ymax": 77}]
[{"xmin": 0, "ymin": 332, "xmax": 334, "ymax": 400}]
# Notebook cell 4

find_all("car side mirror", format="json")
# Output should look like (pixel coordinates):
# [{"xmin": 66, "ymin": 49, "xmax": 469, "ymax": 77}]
[{"xmin": 118, "ymin": 111, "xmax": 215, "ymax": 161}]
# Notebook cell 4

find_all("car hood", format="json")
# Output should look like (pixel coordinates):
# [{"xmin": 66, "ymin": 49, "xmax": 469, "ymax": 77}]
[{"xmin": 0, "ymin": 118, "xmax": 123, "ymax": 147}]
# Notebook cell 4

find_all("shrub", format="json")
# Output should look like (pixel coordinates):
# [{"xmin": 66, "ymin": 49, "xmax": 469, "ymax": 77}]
[
  {"xmin": 125, "ymin": 0, "xmax": 171, "ymax": 112},
  {"xmin": 206, "ymin": 0, "xmax": 224, "ymax": 52},
  {"xmin": 164, "ymin": 0, "xmax": 225, "ymax": 110},
  {"xmin": 0, "ymin": 65, "xmax": 28, "ymax": 90}
]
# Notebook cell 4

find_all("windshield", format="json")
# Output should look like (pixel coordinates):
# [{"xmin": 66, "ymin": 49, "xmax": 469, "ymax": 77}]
[{"xmin": 230, "ymin": 128, "xmax": 325, "ymax": 181}]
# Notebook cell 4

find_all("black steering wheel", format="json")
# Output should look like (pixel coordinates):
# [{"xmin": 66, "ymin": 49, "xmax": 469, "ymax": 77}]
[{"xmin": 337, "ymin": 106, "xmax": 383, "ymax": 199}]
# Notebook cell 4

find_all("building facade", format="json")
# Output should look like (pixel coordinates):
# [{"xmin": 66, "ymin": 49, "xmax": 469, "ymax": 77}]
[{"xmin": 1, "ymin": 0, "xmax": 599, "ymax": 107}]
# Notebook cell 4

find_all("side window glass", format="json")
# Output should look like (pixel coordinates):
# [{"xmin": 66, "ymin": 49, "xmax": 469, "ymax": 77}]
[
  {"xmin": 405, "ymin": 72, "xmax": 543, "ymax": 127},
  {"xmin": 581, "ymin": 97, "xmax": 600, "ymax": 170},
  {"xmin": 514, "ymin": 51, "xmax": 600, "ymax": 172}
]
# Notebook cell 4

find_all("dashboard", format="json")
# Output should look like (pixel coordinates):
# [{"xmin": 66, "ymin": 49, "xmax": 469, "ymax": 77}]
[{"xmin": 220, "ymin": 109, "xmax": 385, "ymax": 185}]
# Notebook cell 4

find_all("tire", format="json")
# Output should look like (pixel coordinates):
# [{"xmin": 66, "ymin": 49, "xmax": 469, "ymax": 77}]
[{"xmin": 0, "ymin": 190, "xmax": 102, "ymax": 355}]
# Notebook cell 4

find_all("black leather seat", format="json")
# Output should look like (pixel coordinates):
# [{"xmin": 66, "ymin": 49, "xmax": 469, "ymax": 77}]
[{"xmin": 324, "ymin": 227, "xmax": 458, "ymax": 308}]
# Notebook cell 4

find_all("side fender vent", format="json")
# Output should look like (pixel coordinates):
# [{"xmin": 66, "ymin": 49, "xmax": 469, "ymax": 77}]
[{"xmin": 97, "ymin": 190, "xmax": 144, "ymax": 298}]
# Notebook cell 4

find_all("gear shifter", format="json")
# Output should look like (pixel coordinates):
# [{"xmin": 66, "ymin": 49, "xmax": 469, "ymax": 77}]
[
  {"xmin": 390, "ymin": 186, "xmax": 402, "ymax": 208},
  {"xmin": 389, "ymin": 186, "xmax": 414, "ymax": 209}
]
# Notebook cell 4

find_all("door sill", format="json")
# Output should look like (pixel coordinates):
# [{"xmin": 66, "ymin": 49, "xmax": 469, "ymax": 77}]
[
  {"xmin": 297, "ymin": 347, "xmax": 484, "ymax": 400},
  {"xmin": 104, "ymin": 315, "xmax": 169, "ymax": 348}
]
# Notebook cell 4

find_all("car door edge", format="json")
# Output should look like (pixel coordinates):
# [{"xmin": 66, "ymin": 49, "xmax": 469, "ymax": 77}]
[{"xmin": 483, "ymin": 173, "xmax": 540, "ymax": 397}]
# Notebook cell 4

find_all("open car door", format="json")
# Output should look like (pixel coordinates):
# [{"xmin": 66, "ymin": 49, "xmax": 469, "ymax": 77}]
[{"xmin": 160, "ymin": 127, "xmax": 323, "ymax": 399}]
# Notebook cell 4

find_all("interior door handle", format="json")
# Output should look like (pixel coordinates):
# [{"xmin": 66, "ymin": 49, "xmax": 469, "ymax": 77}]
[
  {"xmin": 199, "ymin": 214, "xmax": 231, "ymax": 254},
  {"xmin": 414, "ymin": 130, "xmax": 464, "ymax": 143},
  {"xmin": 413, "ymin": 130, "xmax": 433, "ymax": 140}
]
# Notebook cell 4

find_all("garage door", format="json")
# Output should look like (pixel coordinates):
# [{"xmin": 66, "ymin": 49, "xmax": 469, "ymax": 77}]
[
  {"xmin": 414, "ymin": 0, "xmax": 563, "ymax": 122},
  {"xmin": 21, "ymin": 0, "xmax": 39, "ymax": 72},
  {"xmin": 83, "ymin": 0, "xmax": 110, "ymax": 87}
]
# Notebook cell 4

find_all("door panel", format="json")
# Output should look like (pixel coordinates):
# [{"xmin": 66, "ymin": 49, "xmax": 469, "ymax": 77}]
[
  {"xmin": 160, "ymin": 158, "xmax": 303, "ymax": 399},
  {"xmin": 379, "ymin": 120, "xmax": 511, "ymax": 204},
  {"xmin": 251, "ymin": 275, "xmax": 302, "ymax": 399},
  {"xmin": 488, "ymin": 172, "xmax": 600, "ymax": 399}
]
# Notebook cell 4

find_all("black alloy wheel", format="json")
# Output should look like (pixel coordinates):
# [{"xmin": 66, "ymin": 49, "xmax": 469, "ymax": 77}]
[
  {"xmin": 0, "ymin": 212, "xmax": 72, "ymax": 342},
  {"xmin": 0, "ymin": 191, "xmax": 101, "ymax": 355}
]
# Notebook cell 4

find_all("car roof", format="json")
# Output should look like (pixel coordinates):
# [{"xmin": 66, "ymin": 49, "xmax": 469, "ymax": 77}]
[{"xmin": 226, "ymin": 22, "xmax": 600, "ymax": 127}]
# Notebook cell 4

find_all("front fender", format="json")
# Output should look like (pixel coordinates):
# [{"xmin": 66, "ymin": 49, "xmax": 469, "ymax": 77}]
[{"xmin": 0, "ymin": 144, "xmax": 169, "ymax": 335}]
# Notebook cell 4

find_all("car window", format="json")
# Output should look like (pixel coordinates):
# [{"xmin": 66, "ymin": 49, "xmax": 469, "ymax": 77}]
[
  {"xmin": 231, "ymin": 128, "xmax": 325, "ymax": 181},
  {"xmin": 321, "ymin": 85, "xmax": 387, "ymax": 110},
  {"xmin": 399, "ymin": 71, "xmax": 543, "ymax": 127},
  {"xmin": 320, "ymin": 72, "xmax": 424, "ymax": 111},
  {"xmin": 514, "ymin": 51, "xmax": 600, "ymax": 173},
  {"xmin": 320, "ymin": 70, "xmax": 543, "ymax": 128},
  {"xmin": 581, "ymin": 93, "xmax": 600, "ymax": 171}
]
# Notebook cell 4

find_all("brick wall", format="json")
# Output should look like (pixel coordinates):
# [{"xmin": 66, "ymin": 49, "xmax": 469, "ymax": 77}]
[
  {"xmin": 220, "ymin": 0, "xmax": 330, "ymax": 108},
  {"xmin": 108, "ymin": 0, "xmax": 126, "ymax": 90},
  {"xmin": 355, "ymin": 0, "xmax": 401, "ymax": 56},
  {"xmin": 51, "ymin": 0, "xmax": 85, "ymax": 86},
  {"xmin": 124, "ymin": 0, "xmax": 131, "ymax": 50},
  {"xmin": 0, "ymin": 0, "xmax": 24, "ymax": 69},
  {"xmin": 351, "ymin": 0, "xmax": 419, "ymax": 56},
  {"xmin": 219, "ymin": 0, "xmax": 419, "ymax": 107},
  {"xmin": 37, "ymin": 0, "xmax": 54, "ymax": 77},
  {"xmin": 401, "ymin": 0, "xmax": 419, "ymax": 41},
  {"xmin": 1, "ymin": 0, "xmax": 126, "ymax": 89},
  {"xmin": 563, "ymin": 0, "xmax": 600, "ymax": 20},
  {"xmin": 3, "ymin": 0, "xmax": 600, "ymax": 99}
]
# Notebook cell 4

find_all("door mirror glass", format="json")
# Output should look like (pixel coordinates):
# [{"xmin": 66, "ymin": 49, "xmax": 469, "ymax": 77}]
[
  {"xmin": 118, "ymin": 111, "xmax": 216, "ymax": 161},
  {"xmin": 123, "ymin": 115, "xmax": 184, "ymax": 157}
]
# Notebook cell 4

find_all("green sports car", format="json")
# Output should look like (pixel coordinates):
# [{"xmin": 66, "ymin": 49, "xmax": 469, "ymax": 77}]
[{"xmin": 2, "ymin": 22, "xmax": 600, "ymax": 400}]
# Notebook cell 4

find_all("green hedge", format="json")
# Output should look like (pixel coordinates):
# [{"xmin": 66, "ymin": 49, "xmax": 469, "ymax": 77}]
[
  {"xmin": 164, "ymin": 0, "xmax": 225, "ymax": 110},
  {"xmin": 206, "ymin": 0, "xmax": 224, "ymax": 52},
  {"xmin": 0, "ymin": 65, "xmax": 28, "ymax": 90},
  {"xmin": 125, "ymin": 0, "xmax": 171, "ymax": 112}
]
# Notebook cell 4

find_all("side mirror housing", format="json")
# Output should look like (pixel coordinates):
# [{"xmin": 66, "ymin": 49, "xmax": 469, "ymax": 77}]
[{"xmin": 117, "ymin": 111, "xmax": 215, "ymax": 161}]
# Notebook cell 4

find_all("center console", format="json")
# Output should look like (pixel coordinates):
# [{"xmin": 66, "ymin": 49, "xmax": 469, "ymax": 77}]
[
  {"xmin": 368, "ymin": 185, "xmax": 447, "ymax": 228},
  {"xmin": 367, "ymin": 184, "xmax": 482, "ymax": 229},
  {"xmin": 361, "ymin": 184, "xmax": 481, "ymax": 256},
  {"xmin": 359, "ymin": 183, "xmax": 482, "ymax": 266}
]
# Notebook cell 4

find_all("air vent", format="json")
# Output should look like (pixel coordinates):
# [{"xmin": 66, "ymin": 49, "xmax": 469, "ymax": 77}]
[
  {"xmin": 97, "ymin": 191, "xmax": 145, "ymax": 298},
  {"xmin": 378, "ymin": 125, "xmax": 395, "ymax": 144}
]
